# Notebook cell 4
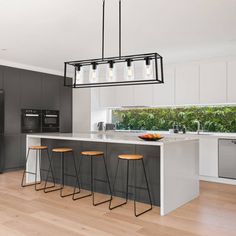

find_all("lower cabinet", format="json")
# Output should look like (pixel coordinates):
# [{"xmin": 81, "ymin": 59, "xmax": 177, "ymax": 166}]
[
  {"xmin": 4, "ymin": 135, "xmax": 22, "ymax": 170},
  {"xmin": 199, "ymin": 137, "xmax": 218, "ymax": 177}
]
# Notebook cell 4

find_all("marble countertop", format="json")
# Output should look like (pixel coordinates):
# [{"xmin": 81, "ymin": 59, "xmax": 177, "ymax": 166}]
[{"xmin": 27, "ymin": 132, "xmax": 198, "ymax": 146}]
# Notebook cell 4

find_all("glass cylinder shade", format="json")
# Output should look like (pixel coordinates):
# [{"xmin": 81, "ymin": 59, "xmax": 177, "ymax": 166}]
[
  {"xmin": 106, "ymin": 62, "xmax": 116, "ymax": 82},
  {"xmin": 89, "ymin": 64, "xmax": 98, "ymax": 83},
  {"xmin": 125, "ymin": 62, "xmax": 134, "ymax": 81},
  {"xmin": 143, "ymin": 59, "xmax": 154, "ymax": 80},
  {"xmin": 75, "ymin": 66, "xmax": 84, "ymax": 84}
]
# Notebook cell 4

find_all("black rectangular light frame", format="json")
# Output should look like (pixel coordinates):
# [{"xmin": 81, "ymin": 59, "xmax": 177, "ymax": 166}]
[{"xmin": 64, "ymin": 52, "xmax": 164, "ymax": 88}]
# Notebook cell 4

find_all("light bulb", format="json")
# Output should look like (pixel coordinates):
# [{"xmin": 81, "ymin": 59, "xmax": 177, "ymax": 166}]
[
  {"xmin": 145, "ymin": 57, "xmax": 152, "ymax": 79},
  {"xmin": 90, "ymin": 63, "xmax": 98, "ymax": 83},
  {"xmin": 146, "ymin": 64, "xmax": 151, "ymax": 77},
  {"xmin": 107, "ymin": 61, "xmax": 115, "ymax": 81},
  {"xmin": 127, "ymin": 66, "xmax": 133, "ymax": 78},
  {"xmin": 75, "ymin": 65, "xmax": 83, "ymax": 84},
  {"xmin": 126, "ymin": 59, "xmax": 134, "ymax": 80}
]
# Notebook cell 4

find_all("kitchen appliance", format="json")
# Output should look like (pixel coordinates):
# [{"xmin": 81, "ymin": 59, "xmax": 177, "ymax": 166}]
[
  {"xmin": 21, "ymin": 109, "xmax": 41, "ymax": 133},
  {"xmin": 97, "ymin": 122, "xmax": 104, "ymax": 131},
  {"xmin": 42, "ymin": 110, "xmax": 59, "ymax": 132},
  {"xmin": 219, "ymin": 139, "xmax": 236, "ymax": 179},
  {"xmin": 105, "ymin": 123, "xmax": 116, "ymax": 131},
  {"xmin": 0, "ymin": 90, "xmax": 4, "ymax": 173}
]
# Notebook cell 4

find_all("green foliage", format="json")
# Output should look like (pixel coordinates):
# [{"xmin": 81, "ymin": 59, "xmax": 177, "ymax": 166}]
[{"xmin": 112, "ymin": 106, "xmax": 236, "ymax": 132}]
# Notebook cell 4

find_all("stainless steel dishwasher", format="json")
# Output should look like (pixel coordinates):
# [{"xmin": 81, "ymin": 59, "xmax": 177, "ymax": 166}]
[{"xmin": 219, "ymin": 139, "xmax": 236, "ymax": 179}]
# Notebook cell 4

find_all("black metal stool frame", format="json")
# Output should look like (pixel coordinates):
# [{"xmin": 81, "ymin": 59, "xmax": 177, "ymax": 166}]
[
  {"xmin": 21, "ymin": 147, "xmax": 56, "ymax": 192},
  {"xmin": 109, "ymin": 158, "xmax": 152, "ymax": 217},
  {"xmin": 73, "ymin": 153, "xmax": 112, "ymax": 206},
  {"xmin": 44, "ymin": 150, "xmax": 81, "ymax": 198}
]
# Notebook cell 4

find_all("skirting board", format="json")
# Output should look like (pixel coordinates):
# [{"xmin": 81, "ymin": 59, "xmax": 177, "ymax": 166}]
[{"xmin": 200, "ymin": 175, "xmax": 236, "ymax": 186}]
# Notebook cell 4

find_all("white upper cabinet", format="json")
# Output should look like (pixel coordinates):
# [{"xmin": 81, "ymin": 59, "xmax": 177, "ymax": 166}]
[
  {"xmin": 227, "ymin": 60, "xmax": 236, "ymax": 103},
  {"xmin": 115, "ymin": 85, "xmax": 134, "ymax": 107},
  {"xmin": 153, "ymin": 67, "xmax": 175, "ymax": 106},
  {"xmin": 99, "ymin": 87, "xmax": 117, "ymax": 108},
  {"xmin": 175, "ymin": 64, "xmax": 200, "ymax": 105},
  {"xmin": 134, "ymin": 84, "xmax": 153, "ymax": 106},
  {"xmin": 199, "ymin": 61, "xmax": 227, "ymax": 104}
]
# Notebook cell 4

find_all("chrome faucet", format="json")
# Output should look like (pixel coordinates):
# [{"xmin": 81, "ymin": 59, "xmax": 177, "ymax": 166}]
[{"xmin": 194, "ymin": 120, "xmax": 201, "ymax": 135}]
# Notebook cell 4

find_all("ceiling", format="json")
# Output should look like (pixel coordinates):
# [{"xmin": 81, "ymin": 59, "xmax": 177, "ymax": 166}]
[{"xmin": 0, "ymin": 0, "xmax": 236, "ymax": 75}]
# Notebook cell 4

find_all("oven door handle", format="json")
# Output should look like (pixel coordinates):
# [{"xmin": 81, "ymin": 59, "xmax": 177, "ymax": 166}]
[
  {"xmin": 25, "ymin": 114, "xmax": 39, "ymax": 117},
  {"xmin": 44, "ymin": 115, "xmax": 58, "ymax": 117}
]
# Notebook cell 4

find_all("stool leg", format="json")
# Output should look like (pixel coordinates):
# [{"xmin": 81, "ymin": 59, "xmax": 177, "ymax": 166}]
[
  {"xmin": 134, "ymin": 159, "xmax": 152, "ymax": 217},
  {"xmin": 92, "ymin": 154, "xmax": 112, "ymax": 206},
  {"xmin": 109, "ymin": 159, "xmax": 129, "ymax": 210},
  {"xmin": 73, "ymin": 155, "xmax": 92, "ymax": 201},
  {"xmin": 43, "ymin": 149, "xmax": 56, "ymax": 192},
  {"xmin": 61, "ymin": 152, "xmax": 80, "ymax": 198},
  {"xmin": 34, "ymin": 150, "xmax": 42, "ymax": 191},
  {"xmin": 44, "ymin": 151, "xmax": 63, "ymax": 194}
]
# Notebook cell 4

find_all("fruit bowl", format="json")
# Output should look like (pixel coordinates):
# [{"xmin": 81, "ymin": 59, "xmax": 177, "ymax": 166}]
[{"xmin": 138, "ymin": 134, "xmax": 164, "ymax": 141}]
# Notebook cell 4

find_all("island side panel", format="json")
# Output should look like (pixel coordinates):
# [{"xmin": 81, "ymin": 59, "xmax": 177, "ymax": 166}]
[
  {"xmin": 26, "ymin": 136, "xmax": 41, "ymax": 183},
  {"xmin": 161, "ymin": 140, "xmax": 199, "ymax": 216}
]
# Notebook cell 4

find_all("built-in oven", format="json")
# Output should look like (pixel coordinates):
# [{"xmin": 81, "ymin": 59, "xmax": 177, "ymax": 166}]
[
  {"xmin": 21, "ymin": 109, "xmax": 42, "ymax": 133},
  {"xmin": 42, "ymin": 110, "xmax": 59, "ymax": 132}
]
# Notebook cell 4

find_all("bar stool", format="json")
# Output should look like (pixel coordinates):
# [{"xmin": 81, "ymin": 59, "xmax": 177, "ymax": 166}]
[
  {"xmin": 44, "ymin": 148, "xmax": 80, "ymax": 198},
  {"xmin": 21, "ymin": 146, "xmax": 55, "ymax": 191},
  {"xmin": 109, "ymin": 154, "xmax": 152, "ymax": 217},
  {"xmin": 73, "ymin": 151, "xmax": 112, "ymax": 206}
]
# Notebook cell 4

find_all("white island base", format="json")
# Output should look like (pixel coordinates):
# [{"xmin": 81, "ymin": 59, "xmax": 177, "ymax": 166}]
[{"xmin": 26, "ymin": 133, "xmax": 199, "ymax": 216}]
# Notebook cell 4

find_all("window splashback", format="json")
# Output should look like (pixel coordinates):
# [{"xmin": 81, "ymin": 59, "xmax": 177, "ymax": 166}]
[{"xmin": 112, "ymin": 106, "xmax": 236, "ymax": 132}]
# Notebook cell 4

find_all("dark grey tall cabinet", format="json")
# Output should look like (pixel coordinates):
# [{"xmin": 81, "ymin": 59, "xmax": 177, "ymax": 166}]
[{"xmin": 0, "ymin": 65, "xmax": 72, "ymax": 172}]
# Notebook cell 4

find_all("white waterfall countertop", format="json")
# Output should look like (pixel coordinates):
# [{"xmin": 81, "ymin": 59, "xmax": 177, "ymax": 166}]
[{"xmin": 27, "ymin": 132, "xmax": 198, "ymax": 146}]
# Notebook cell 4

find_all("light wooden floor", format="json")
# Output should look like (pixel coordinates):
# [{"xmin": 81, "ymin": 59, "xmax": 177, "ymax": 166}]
[{"xmin": 0, "ymin": 171, "xmax": 236, "ymax": 236}]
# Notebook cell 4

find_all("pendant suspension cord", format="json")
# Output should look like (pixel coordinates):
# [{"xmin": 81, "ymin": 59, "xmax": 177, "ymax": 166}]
[
  {"xmin": 102, "ymin": 0, "xmax": 105, "ymax": 60},
  {"xmin": 119, "ymin": 0, "xmax": 122, "ymax": 59}
]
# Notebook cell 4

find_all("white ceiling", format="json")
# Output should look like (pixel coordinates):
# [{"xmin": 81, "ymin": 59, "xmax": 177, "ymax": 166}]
[{"xmin": 0, "ymin": 0, "xmax": 236, "ymax": 75}]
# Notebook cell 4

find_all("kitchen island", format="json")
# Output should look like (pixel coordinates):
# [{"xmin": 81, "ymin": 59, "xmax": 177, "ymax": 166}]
[{"xmin": 26, "ymin": 132, "xmax": 199, "ymax": 216}]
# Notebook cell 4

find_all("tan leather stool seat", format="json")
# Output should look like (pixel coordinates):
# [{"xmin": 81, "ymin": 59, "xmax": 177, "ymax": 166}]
[
  {"xmin": 81, "ymin": 151, "xmax": 104, "ymax": 156},
  {"xmin": 118, "ymin": 154, "xmax": 143, "ymax": 160},
  {"xmin": 52, "ymin": 148, "xmax": 73, "ymax": 153},
  {"xmin": 29, "ymin": 146, "xmax": 48, "ymax": 150}
]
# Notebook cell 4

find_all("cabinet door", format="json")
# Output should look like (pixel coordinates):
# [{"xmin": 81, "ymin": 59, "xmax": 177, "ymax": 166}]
[
  {"xmin": 200, "ymin": 62, "xmax": 227, "ymax": 104},
  {"xmin": 116, "ymin": 86, "xmax": 134, "ymax": 107},
  {"xmin": 153, "ymin": 68, "xmax": 175, "ymax": 106},
  {"xmin": 3, "ymin": 67, "xmax": 21, "ymax": 134},
  {"xmin": 59, "ymin": 78, "xmax": 72, "ymax": 132},
  {"xmin": 99, "ymin": 87, "xmax": 116, "ymax": 108},
  {"xmin": 4, "ymin": 135, "xmax": 21, "ymax": 170},
  {"xmin": 227, "ymin": 60, "xmax": 236, "ymax": 103},
  {"xmin": 20, "ymin": 70, "xmax": 42, "ymax": 109},
  {"xmin": 0, "ymin": 66, "xmax": 3, "ymax": 89},
  {"xmin": 42, "ymin": 74, "xmax": 60, "ymax": 110},
  {"xmin": 199, "ymin": 137, "xmax": 218, "ymax": 177},
  {"xmin": 176, "ymin": 64, "xmax": 199, "ymax": 105},
  {"xmin": 134, "ymin": 84, "xmax": 153, "ymax": 106}
]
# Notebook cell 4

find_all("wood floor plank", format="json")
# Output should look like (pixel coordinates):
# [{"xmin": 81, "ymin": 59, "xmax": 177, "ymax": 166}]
[{"xmin": 0, "ymin": 171, "xmax": 236, "ymax": 236}]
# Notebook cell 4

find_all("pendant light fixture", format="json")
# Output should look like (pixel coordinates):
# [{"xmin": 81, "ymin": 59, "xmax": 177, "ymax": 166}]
[{"xmin": 64, "ymin": 0, "xmax": 164, "ymax": 88}]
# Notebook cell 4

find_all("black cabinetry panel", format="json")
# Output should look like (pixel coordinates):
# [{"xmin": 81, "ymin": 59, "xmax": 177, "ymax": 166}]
[
  {"xmin": 0, "ymin": 66, "xmax": 3, "ymax": 89},
  {"xmin": 20, "ymin": 70, "xmax": 42, "ymax": 109},
  {"xmin": 42, "ymin": 74, "xmax": 60, "ymax": 110},
  {"xmin": 3, "ymin": 67, "xmax": 21, "ymax": 135},
  {"xmin": 4, "ymin": 135, "xmax": 21, "ymax": 170},
  {"xmin": 59, "ymin": 79, "xmax": 72, "ymax": 132}
]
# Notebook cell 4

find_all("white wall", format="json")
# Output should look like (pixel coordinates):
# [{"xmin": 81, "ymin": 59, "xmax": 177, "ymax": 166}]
[{"xmin": 72, "ymin": 88, "xmax": 91, "ymax": 132}]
